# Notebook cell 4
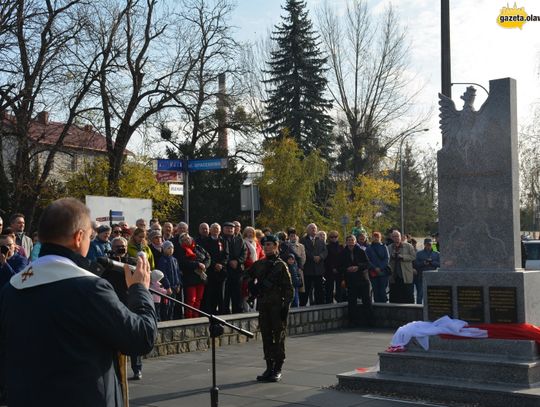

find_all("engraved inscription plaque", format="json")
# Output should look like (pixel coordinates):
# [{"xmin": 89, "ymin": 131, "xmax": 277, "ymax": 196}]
[
  {"xmin": 489, "ymin": 287, "xmax": 517, "ymax": 323},
  {"xmin": 457, "ymin": 286, "xmax": 484, "ymax": 323},
  {"xmin": 427, "ymin": 286, "xmax": 453, "ymax": 321}
]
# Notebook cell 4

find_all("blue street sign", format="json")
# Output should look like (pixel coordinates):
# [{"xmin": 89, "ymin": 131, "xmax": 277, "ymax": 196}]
[
  {"xmin": 157, "ymin": 159, "xmax": 184, "ymax": 171},
  {"xmin": 110, "ymin": 210, "xmax": 123, "ymax": 217},
  {"xmin": 188, "ymin": 158, "xmax": 228, "ymax": 172}
]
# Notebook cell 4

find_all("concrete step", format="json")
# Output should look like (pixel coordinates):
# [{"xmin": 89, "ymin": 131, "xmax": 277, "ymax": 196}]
[
  {"xmin": 410, "ymin": 336, "xmax": 540, "ymax": 360},
  {"xmin": 379, "ymin": 349, "xmax": 540, "ymax": 386},
  {"xmin": 337, "ymin": 369, "xmax": 540, "ymax": 407}
]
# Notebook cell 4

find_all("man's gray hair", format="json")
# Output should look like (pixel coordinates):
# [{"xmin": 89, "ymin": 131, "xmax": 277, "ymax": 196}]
[
  {"xmin": 111, "ymin": 236, "xmax": 128, "ymax": 246},
  {"xmin": 210, "ymin": 222, "xmax": 221, "ymax": 229}
]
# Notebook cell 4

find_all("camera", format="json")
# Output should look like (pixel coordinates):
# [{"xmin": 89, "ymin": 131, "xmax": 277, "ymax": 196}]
[{"xmin": 0, "ymin": 246, "xmax": 9, "ymax": 255}]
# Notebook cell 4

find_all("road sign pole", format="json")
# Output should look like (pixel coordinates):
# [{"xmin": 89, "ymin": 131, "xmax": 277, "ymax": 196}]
[
  {"xmin": 184, "ymin": 158, "xmax": 189, "ymax": 226},
  {"xmin": 250, "ymin": 183, "xmax": 255, "ymax": 227}
]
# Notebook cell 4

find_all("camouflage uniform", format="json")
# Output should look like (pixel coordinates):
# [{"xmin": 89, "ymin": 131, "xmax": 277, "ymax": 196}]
[{"xmin": 249, "ymin": 254, "xmax": 294, "ymax": 364}]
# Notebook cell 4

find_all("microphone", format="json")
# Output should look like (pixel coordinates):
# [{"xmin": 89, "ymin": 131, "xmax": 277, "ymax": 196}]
[{"xmin": 96, "ymin": 257, "xmax": 135, "ymax": 275}]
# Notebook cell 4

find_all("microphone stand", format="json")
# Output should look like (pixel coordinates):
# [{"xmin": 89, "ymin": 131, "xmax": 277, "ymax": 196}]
[{"xmin": 148, "ymin": 288, "xmax": 254, "ymax": 407}]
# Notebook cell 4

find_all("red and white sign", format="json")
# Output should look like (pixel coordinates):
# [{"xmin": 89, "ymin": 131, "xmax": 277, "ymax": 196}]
[{"xmin": 156, "ymin": 170, "xmax": 183, "ymax": 183}]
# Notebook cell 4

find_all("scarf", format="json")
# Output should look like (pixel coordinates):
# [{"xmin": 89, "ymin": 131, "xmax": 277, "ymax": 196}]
[
  {"xmin": 182, "ymin": 241, "xmax": 197, "ymax": 260},
  {"xmin": 244, "ymin": 238, "xmax": 258, "ymax": 263}
]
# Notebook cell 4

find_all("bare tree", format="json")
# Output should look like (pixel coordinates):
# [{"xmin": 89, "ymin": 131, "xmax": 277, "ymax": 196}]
[
  {"xmin": 318, "ymin": 0, "xmax": 426, "ymax": 176},
  {"xmin": 156, "ymin": 0, "xmax": 259, "ymax": 164},
  {"xmin": 80, "ymin": 0, "xmax": 204, "ymax": 196},
  {"xmin": 518, "ymin": 113, "xmax": 540, "ymax": 230},
  {"xmin": 0, "ymin": 0, "xmax": 100, "ymax": 224}
]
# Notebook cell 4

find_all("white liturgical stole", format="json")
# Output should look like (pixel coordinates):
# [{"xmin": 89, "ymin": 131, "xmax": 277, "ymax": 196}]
[{"xmin": 10, "ymin": 255, "xmax": 98, "ymax": 290}]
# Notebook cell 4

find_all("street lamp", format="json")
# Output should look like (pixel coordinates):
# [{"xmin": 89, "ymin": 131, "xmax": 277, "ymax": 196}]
[{"xmin": 399, "ymin": 128, "xmax": 429, "ymax": 234}]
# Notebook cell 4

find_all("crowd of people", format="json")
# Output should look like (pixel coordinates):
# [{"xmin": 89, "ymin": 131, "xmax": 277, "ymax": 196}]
[
  {"xmin": 0, "ymin": 210, "xmax": 443, "ymax": 388},
  {"xmin": 0, "ymin": 213, "xmax": 441, "ymax": 327}
]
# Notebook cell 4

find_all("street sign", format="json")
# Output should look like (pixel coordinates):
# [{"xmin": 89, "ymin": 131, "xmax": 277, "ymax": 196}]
[
  {"xmin": 109, "ymin": 210, "xmax": 125, "ymax": 222},
  {"xmin": 156, "ymin": 171, "xmax": 183, "ymax": 183},
  {"xmin": 188, "ymin": 158, "xmax": 227, "ymax": 172},
  {"xmin": 96, "ymin": 216, "xmax": 109, "ymax": 222},
  {"xmin": 157, "ymin": 159, "xmax": 183, "ymax": 171},
  {"xmin": 169, "ymin": 184, "xmax": 184, "ymax": 195}
]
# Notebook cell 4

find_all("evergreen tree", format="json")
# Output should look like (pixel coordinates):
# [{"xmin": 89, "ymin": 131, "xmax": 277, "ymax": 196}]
[{"xmin": 264, "ymin": 0, "xmax": 334, "ymax": 160}]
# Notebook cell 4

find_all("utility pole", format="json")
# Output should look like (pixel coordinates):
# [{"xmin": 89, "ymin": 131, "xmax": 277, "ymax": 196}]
[{"xmin": 441, "ymin": 0, "xmax": 451, "ymax": 98}]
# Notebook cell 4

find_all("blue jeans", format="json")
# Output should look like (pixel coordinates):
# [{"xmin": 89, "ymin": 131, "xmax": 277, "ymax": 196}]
[
  {"xmin": 291, "ymin": 288, "xmax": 299, "ymax": 307},
  {"xmin": 370, "ymin": 276, "xmax": 389, "ymax": 303},
  {"xmin": 413, "ymin": 273, "xmax": 423, "ymax": 304}
]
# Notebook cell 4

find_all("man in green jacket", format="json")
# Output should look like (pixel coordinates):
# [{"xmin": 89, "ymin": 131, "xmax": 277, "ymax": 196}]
[{"xmin": 388, "ymin": 230, "xmax": 416, "ymax": 303}]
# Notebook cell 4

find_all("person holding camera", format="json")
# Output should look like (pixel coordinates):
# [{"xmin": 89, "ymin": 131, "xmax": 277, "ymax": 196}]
[
  {"xmin": 0, "ymin": 198, "xmax": 157, "ymax": 406},
  {"xmin": 0, "ymin": 234, "xmax": 28, "ymax": 289},
  {"xmin": 388, "ymin": 230, "xmax": 416, "ymax": 304},
  {"xmin": 248, "ymin": 235, "xmax": 293, "ymax": 383},
  {"xmin": 413, "ymin": 238, "xmax": 440, "ymax": 304}
]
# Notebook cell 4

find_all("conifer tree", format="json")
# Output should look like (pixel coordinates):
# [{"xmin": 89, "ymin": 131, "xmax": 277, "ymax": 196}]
[{"xmin": 264, "ymin": 0, "xmax": 334, "ymax": 160}]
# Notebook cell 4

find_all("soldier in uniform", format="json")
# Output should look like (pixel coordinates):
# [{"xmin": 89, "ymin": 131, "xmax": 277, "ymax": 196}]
[{"xmin": 248, "ymin": 235, "xmax": 294, "ymax": 382}]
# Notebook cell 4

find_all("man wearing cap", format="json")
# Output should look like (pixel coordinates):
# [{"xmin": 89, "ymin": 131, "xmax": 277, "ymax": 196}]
[
  {"xmin": 86, "ymin": 224, "xmax": 112, "ymax": 262},
  {"xmin": 222, "ymin": 221, "xmax": 247, "ymax": 314},
  {"xmin": 413, "ymin": 238, "xmax": 440, "ymax": 304},
  {"xmin": 248, "ymin": 235, "xmax": 294, "ymax": 383}
]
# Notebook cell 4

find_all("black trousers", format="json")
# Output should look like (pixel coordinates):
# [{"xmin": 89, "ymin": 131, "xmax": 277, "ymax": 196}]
[
  {"xmin": 202, "ymin": 277, "xmax": 225, "ymax": 315},
  {"xmin": 389, "ymin": 278, "xmax": 414, "ymax": 304},
  {"xmin": 224, "ymin": 268, "xmax": 243, "ymax": 314},
  {"xmin": 347, "ymin": 278, "xmax": 373, "ymax": 325},
  {"xmin": 299, "ymin": 275, "xmax": 324, "ymax": 306}
]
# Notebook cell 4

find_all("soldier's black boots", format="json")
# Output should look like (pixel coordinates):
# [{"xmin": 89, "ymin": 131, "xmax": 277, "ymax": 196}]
[
  {"xmin": 268, "ymin": 360, "xmax": 283, "ymax": 382},
  {"xmin": 256, "ymin": 360, "xmax": 274, "ymax": 381}
]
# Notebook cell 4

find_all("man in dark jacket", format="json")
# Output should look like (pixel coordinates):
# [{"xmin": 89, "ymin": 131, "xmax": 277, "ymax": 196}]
[
  {"xmin": 340, "ymin": 235, "xmax": 373, "ymax": 327},
  {"xmin": 413, "ymin": 238, "xmax": 440, "ymax": 304},
  {"xmin": 299, "ymin": 223, "xmax": 327, "ymax": 306},
  {"xmin": 324, "ymin": 231, "xmax": 343, "ymax": 303},
  {"xmin": 0, "ymin": 198, "xmax": 157, "ymax": 407},
  {"xmin": 200, "ymin": 223, "xmax": 229, "ymax": 314},
  {"xmin": 222, "ymin": 222, "xmax": 247, "ymax": 314}
]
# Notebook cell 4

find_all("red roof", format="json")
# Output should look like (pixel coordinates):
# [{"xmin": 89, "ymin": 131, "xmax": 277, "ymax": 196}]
[{"xmin": 1, "ymin": 112, "xmax": 110, "ymax": 153}]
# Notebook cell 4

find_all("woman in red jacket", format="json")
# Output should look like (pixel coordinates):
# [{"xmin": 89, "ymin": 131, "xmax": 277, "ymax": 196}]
[{"xmin": 177, "ymin": 233, "xmax": 211, "ymax": 318}]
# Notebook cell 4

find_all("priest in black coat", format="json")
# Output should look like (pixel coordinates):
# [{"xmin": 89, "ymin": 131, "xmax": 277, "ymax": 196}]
[{"xmin": 0, "ymin": 198, "xmax": 157, "ymax": 407}]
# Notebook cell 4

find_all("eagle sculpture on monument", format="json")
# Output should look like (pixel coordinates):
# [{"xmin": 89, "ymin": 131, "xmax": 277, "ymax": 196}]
[{"xmin": 438, "ymin": 86, "xmax": 486, "ymax": 161}]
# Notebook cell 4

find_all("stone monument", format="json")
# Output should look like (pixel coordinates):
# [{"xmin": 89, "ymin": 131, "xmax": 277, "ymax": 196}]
[
  {"xmin": 425, "ymin": 77, "xmax": 540, "ymax": 326},
  {"xmin": 337, "ymin": 78, "xmax": 540, "ymax": 406}
]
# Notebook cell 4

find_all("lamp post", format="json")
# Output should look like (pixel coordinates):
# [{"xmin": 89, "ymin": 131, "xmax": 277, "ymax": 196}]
[{"xmin": 399, "ymin": 128, "xmax": 429, "ymax": 234}]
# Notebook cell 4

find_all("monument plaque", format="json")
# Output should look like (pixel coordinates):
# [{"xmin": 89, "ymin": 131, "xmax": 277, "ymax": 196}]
[
  {"xmin": 457, "ymin": 286, "xmax": 484, "ymax": 323},
  {"xmin": 489, "ymin": 287, "xmax": 517, "ymax": 323},
  {"xmin": 427, "ymin": 286, "xmax": 453, "ymax": 321}
]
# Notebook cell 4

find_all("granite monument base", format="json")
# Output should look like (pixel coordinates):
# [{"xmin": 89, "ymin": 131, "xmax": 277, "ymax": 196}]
[
  {"xmin": 336, "ymin": 270, "xmax": 540, "ymax": 405},
  {"xmin": 337, "ymin": 336, "xmax": 540, "ymax": 407},
  {"xmin": 423, "ymin": 269, "xmax": 540, "ymax": 326}
]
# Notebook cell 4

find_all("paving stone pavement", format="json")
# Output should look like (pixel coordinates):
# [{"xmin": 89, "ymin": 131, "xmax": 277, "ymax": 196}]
[{"xmin": 128, "ymin": 328, "xmax": 455, "ymax": 407}]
